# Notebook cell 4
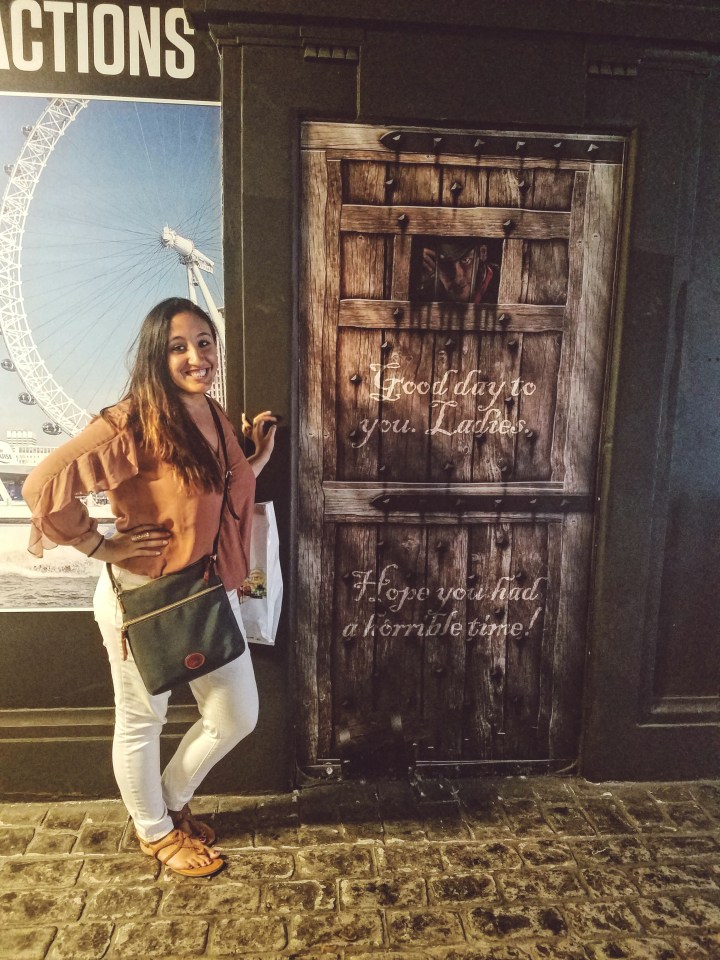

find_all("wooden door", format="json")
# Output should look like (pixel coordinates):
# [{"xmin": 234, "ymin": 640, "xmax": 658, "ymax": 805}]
[{"xmin": 298, "ymin": 122, "xmax": 624, "ymax": 773}]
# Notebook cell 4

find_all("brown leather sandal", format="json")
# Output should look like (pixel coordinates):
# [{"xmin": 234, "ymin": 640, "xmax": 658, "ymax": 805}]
[
  {"xmin": 169, "ymin": 803, "xmax": 217, "ymax": 846},
  {"xmin": 139, "ymin": 828, "xmax": 223, "ymax": 878}
]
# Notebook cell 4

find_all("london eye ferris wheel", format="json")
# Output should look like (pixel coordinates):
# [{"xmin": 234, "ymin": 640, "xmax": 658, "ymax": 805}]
[{"xmin": 0, "ymin": 94, "xmax": 224, "ymax": 442}]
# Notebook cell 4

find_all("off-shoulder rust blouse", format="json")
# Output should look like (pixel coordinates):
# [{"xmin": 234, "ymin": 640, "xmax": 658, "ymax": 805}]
[{"xmin": 22, "ymin": 398, "xmax": 256, "ymax": 589}]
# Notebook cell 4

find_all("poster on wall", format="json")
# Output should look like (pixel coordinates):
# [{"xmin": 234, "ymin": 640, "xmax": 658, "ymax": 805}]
[{"xmin": 0, "ymin": 1, "xmax": 222, "ymax": 610}]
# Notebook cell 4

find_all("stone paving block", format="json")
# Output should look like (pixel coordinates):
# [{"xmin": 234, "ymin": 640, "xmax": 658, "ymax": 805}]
[
  {"xmin": 83, "ymin": 800, "xmax": 129, "ymax": 825},
  {"xmin": 580, "ymin": 866, "xmax": 639, "ymax": 899},
  {"xmin": 563, "ymin": 901, "xmax": 644, "ymax": 937},
  {"xmin": 112, "ymin": 919, "xmax": 208, "ymax": 957},
  {"xmin": 1, "ymin": 858, "xmax": 83, "ymax": 888},
  {"xmin": 532, "ymin": 940, "xmax": 588, "ymax": 959},
  {"xmin": 0, "ymin": 826, "xmax": 35, "ymax": 856},
  {"xmin": 541, "ymin": 804, "xmax": 595, "ymax": 837},
  {"xmin": 377, "ymin": 842, "xmax": 445, "ymax": 875},
  {"xmin": 0, "ymin": 889, "xmax": 86, "ymax": 924},
  {"xmin": 295, "ymin": 844, "xmax": 374, "ymax": 879},
  {"xmin": 341, "ymin": 876, "xmax": 427, "ymax": 909},
  {"xmin": 661, "ymin": 802, "xmax": 716, "ymax": 832},
  {"xmin": 441, "ymin": 842, "xmax": 522, "ymax": 873},
  {"xmin": 672, "ymin": 935, "xmax": 715, "ymax": 959},
  {"xmin": 500, "ymin": 800, "xmax": 554, "ymax": 838},
  {"xmin": 421, "ymin": 803, "xmax": 474, "ymax": 841},
  {"xmin": 160, "ymin": 880, "xmax": 260, "ymax": 914},
  {"xmin": 580, "ymin": 799, "xmax": 637, "ymax": 835},
  {"xmin": 645, "ymin": 834, "xmax": 720, "ymax": 862},
  {"xmin": 648, "ymin": 784, "xmax": 697, "ymax": 802},
  {"xmin": 570, "ymin": 836, "xmax": 653, "ymax": 866},
  {"xmin": 254, "ymin": 820, "xmax": 299, "ymax": 847},
  {"xmin": 207, "ymin": 916, "xmax": 287, "ymax": 954},
  {"xmin": 428, "ymin": 873, "xmax": 496, "ymax": 905},
  {"xmin": 615, "ymin": 791, "xmax": 670, "ymax": 830},
  {"xmin": 465, "ymin": 904, "xmax": 568, "ymax": 940},
  {"xmin": 517, "ymin": 839, "xmax": 575, "ymax": 867},
  {"xmin": 382, "ymin": 818, "xmax": 428, "ymax": 841},
  {"xmin": 25, "ymin": 831, "xmax": 77, "ymax": 856},
  {"xmin": 209, "ymin": 812, "xmax": 255, "ymax": 848},
  {"xmin": 218, "ymin": 850, "xmax": 295, "ymax": 881},
  {"xmin": 675, "ymin": 894, "xmax": 720, "ymax": 930},
  {"xmin": 583, "ymin": 938, "xmax": 679, "ymax": 959},
  {"xmin": 387, "ymin": 908, "xmax": 465, "ymax": 947},
  {"xmin": 47, "ymin": 921, "xmax": 114, "ymax": 960},
  {"xmin": 81, "ymin": 855, "xmax": 160, "ymax": 885},
  {"xmin": 74, "ymin": 822, "xmax": 125, "ymax": 855},
  {"xmin": 691, "ymin": 783, "xmax": 720, "ymax": 819},
  {"xmin": 428, "ymin": 946, "xmax": 534, "ymax": 960},
  {"xmin": 287, "ymin": 909, "xmax": 384, "ymax": 950},
  {"xmin": 0, "ymin": 803, "xmax": 48, "ymax": 827},
  {"xmin": 633, "ymin": 864, "xmax": 717, "ymax": 895},
  {"xmin": 43, "ymin": 805, "xmax": 87, "ymax": 832},
  {"xmin": 264, "ymin": 879, "xmax": 337, "ymax": 912},
  {"xmin": 85, "ymin": 885, "xmax": 163, "ymax": 919},
  {"xmin": 531, "ymin": 779, "xmax": 576, "ymax": 802},
  {"xmin": 496, "ymin": 868, "xmax": 584, "ymax": 902},
  {"xmin": 352, "ymin": 953, "xmax": 427, "ymax": 960},
  {"xmin": 298, "ymin": 823, "xmax": 346, "ymax": 844},
  {"xmin": 630, "ymin": 897, "xmax": 691, "ymax": 934},
  {"xmin": 0, "ymin": 925, "xmax": 57, "ymax": 960}
]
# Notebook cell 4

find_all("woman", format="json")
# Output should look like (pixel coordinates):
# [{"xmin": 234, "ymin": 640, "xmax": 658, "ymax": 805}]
[{"xmin": 22, "ymin": 298, "xmax": 276, "ymax": 878}]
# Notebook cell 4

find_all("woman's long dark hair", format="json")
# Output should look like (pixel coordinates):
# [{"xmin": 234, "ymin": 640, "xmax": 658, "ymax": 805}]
[{"xmin": 116, "ymin": 297, "xmax": 224, "ymax": 492}]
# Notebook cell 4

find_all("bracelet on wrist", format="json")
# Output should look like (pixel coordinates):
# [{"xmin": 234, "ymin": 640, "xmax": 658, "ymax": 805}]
[{"xmin": 86, "ymin": 534, "xmax": 104, "ymax": 559}]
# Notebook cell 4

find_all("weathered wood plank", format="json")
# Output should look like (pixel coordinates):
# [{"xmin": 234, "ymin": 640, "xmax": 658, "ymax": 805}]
[
  {"xmin": 390, "ymin": 235, "xmax": 413, "ymax": 301},
  {"xmin": 337, "ymin": 331, "xmax": 382, "ymax": 480},
  {"xmin": 471, "ymin": 333, "xmax": 522, "ymax": 483},
  {"xmin": 317, "ymin": 522, "xmax": 337, "ymax": 757},
  {"xmin": 503, "ymin": 524, "xmax": 548, "ymax": 759},
  {"xmin": 537, "ymin": 521, "xmax": 562, "ymax": 755},
  {"xmin": 550, "ymin": 513, "xmax": 593, "ymax": 757},
  {"xmin": 551, "ymin": 170, "xmax": 588, "ymax": 485},
  {"xmin": 390, "ymin": 163, "xmax": 442, "ymax": 205},
  {"xmin": 514, "ymin": 333, "xmax": 562, "ymax": 481},
  {"xmin": 343, "ymin": 159, "xmax": 388, "ymax": 204},
  {"xmin": 322, "ymin": 160, "xmax": 343, "ymax": 484},
  {"xmin": 339, "ymin": 300, "xmax": 566, "ymax": 331},
  {"xmin": 331, "ymin": 523, "xmax": 378, "ymax": 750},
  {"xmin": 297, "ymin": 149, "xmax": 329, "ymax": 764},
  {"xmin": 563, "ymin": 164, "xmax": 623, "ymax": 492},
  {"xmin": 464, "ymin": 523, "xmax": 512, "ymax": 758},
  {"xmin": 530, "ymin": 168, "xmax": 575, "ymax": 211},
  {"xmin": 301, "ymin": 119, "xmax": 624, "ymax": 154},
  {"xmin": 423, "ymin": 526, "xmax": 468, "ymax": 759},
  {"xmin": 525, "ymin": 240, "xmax": 569, "ymax": 305},
  {"xmin": 341, "ymin": 205, "xmax": 570, "ymax": 238},
  {"xmin": 487, "ymin": 168, "xmax": 526, "ymax": 207},
  {"xmin": 376, "ymin": 333, "xmax": 433, "ymax": 482},
  {"xmin": 373, "ymin": 526, "xmax": 427, "ymax": 730},
  {"xmin": 440, "ymin": 166, "xmax": 488, "ymax": 206},
  {"xmin": 497, "ymin": 240, "xmax": 524, "ymax": 303},
  {"xmin": 328, "ymin": 149, "xmax": 601, "ymax": 170},
  {"xmin": 427, "ymin": 333, "xmax": 479, "ymax": 483}
]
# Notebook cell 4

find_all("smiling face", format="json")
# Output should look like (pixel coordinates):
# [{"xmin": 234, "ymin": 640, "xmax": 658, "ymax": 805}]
[{"xmin": 166, "ymin": 310, "xmax": 218, "ymax": 399}]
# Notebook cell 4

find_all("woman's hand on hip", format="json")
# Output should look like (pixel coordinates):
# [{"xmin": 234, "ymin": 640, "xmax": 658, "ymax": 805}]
[{"xmin": 104, "ymin": 525, "xmax": 171, "ymax": 562}]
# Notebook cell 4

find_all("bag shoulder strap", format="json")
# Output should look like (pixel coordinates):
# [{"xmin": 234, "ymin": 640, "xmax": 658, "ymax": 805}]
[{"xmin": 206, "ymin": 398, "xmax": 231, "ymax": 561}]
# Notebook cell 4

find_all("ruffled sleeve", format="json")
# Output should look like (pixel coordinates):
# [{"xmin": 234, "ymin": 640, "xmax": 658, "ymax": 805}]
[{"xmin": 22, "ymin": 402, "xmax": 139, "ymax": 557}]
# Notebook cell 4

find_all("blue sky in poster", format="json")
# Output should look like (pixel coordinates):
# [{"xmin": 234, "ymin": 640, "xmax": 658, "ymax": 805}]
[{"xmin": 0, "ymin": 94, "xmax": 222, "ymax": 443}]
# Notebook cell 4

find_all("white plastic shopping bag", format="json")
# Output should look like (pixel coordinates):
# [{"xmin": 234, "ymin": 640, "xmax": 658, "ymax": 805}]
[{"xmin": 239, "ymin": 501, "xmax": 283, "ymax": 645}]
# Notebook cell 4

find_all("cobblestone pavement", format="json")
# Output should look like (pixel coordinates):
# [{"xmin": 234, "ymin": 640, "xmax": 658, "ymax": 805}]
[{"xmin": 0, "ymin": 776, "xmax": 719, "ymax": 960}]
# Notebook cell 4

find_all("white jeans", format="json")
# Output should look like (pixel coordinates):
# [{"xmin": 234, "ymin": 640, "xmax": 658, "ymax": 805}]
[{"xmin": 93, "ymin": 565, "xmax": 259, "ymax": 842}]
